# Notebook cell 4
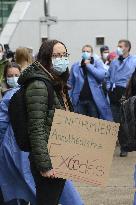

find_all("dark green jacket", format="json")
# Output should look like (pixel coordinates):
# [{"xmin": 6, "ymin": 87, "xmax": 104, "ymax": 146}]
[{"xmin": 18, "ymin": 62, "xmax": 70, "ymax": 172}]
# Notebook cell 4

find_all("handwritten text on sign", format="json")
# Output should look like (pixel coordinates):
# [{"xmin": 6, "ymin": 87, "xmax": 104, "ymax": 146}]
[{"xmin": 48, "ymin": 109, "xmax": 119, "ymax": 187}]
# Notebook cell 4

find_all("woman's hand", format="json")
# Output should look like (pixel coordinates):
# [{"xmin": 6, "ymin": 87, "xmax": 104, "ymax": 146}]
[{"xmin": 40, "ymin": 169, "xmax": 56, "ymax": 178}]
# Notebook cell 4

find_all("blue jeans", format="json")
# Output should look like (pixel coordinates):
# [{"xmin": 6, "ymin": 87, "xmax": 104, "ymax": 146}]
[{"xmin": 75, "ymin": 100, "xmax": 99, "ymax": 118}]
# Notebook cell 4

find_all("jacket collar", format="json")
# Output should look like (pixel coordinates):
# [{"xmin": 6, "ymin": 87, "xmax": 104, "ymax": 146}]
[{"xmin": 34, "ymin": 61, "xmax": 54, "ymax": 80}]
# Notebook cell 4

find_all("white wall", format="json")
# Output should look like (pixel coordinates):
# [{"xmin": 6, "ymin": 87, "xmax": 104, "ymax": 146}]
[
  {"xmin": 1, "ymin": 0, "xmax": 136, "ymax": 63},
  {"xmin": 49, "ymin": 0, "xmax": 136, "ymax": 64},
  {"xmin": 9, "ymin": 0, "xmax": 46, "ymax": 53}
]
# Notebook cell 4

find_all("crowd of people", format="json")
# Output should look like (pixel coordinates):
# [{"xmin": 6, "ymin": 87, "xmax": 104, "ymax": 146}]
[{"xmin": 0, "ymin": 39, "xmax": 136, "ymax": 205}]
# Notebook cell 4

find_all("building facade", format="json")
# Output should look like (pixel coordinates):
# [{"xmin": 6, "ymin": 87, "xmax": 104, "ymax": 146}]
[{"xmin": 0, "ymin": 0, "xmax": 136, "ymax": 63}]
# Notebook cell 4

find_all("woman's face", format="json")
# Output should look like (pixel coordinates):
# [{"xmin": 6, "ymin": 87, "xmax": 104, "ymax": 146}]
[
  {"xmin": 52, "ymin": 43, "xmax": 67, "ymax": 58},
  {"xmin": 6, "ymin": 67, "xmax": 20, "ymax": 88},
  {"xmin": 6, "ymin": 67, "xmax": 20, "ymax": 78},
  {"xmin": 51, "ymin": 43, "xmax": 69, "ymax": 75}
]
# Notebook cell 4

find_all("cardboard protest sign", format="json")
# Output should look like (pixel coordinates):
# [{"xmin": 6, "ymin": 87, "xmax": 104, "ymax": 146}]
[{"xmin": 48, "ymin": 109, "xmax": 119, "ymax": 187}]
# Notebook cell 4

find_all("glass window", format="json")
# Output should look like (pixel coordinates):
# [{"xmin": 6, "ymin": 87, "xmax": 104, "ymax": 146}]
[{"xmin": 0, "ymin": 0, "xmax": 17, "ymax": 29}]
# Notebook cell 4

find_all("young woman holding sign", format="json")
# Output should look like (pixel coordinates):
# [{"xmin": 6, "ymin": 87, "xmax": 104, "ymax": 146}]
[{"xmin": 18, "ymin": 40, "xmax": 84, "ymax": 205}]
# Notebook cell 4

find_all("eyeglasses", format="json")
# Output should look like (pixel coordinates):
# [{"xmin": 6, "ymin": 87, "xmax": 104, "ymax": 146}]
[{"xmin": 52, "ymin": 53, "xmax": 70, "ymax": 59}]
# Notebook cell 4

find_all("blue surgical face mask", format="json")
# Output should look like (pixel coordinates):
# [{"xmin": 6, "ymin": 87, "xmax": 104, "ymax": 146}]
[
  {"xmin": 116, "ymin": 47, "xmax": 123, "ymax": 56},
  {"xmin": 102, "ymin": 53, "xmax": 109, "ymax": 60},
  {"xmin": 7, "ymin": 77, "xmax": 19, "ymax": 88},
  {"xmin": 52, "ymin": 57, "xmax": 69, "ymax": 75},
  {"xmin": 82, "ymin": 52, "xmax": 91, "ymax": 60}
]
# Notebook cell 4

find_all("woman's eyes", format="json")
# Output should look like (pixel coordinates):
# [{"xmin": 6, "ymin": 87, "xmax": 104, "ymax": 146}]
[{"xmin": 7, "ymin": 74, "xmax": 20, "ymax": 77}]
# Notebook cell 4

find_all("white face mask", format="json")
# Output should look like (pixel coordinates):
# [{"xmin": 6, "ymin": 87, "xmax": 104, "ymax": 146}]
[
  {"xmin": 0, "ymin": 53, "xmax": 3, "ymax": 61},
  {"xmin": 7, "ymin": 77, "xmax": 19, "ymax": 88},
  {"xmin": 116, "ymin": 47, "xmax": 123, "ymax": 56},
  {"xmin": 102, "ymin": 53, "xmax": 109, "ymax": 60},
  {"xmin": 52, "ymin": 57, "xmax": 69, "ymax": 75}
]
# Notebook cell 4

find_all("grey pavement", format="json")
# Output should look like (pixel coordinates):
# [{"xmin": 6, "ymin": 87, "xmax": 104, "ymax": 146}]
[{"xmin": 75, "ymin": 147, "xmax": 136, "ymax": 205}]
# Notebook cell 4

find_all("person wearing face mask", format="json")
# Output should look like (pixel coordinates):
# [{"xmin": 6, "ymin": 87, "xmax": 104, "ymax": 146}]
[
  {"xmin": 0, "ymin": 46, "xmax": 33, "ymax": 100},
  {"xmin": 5, "ymin": 63, "xmax": 20, "ymax": 88},
  {"xmin": 0, "ymin": 59, "xmax": 84, "ymax": 205},
  {"xmin": 99, "ymin": 46, "xmax": 111, "ymax": 97},
  {"xmin": 0, "ymin": 62, "xmax": 36, "ymax": 205},
  {"xmin": 0, "ymin": 44, "xmax": 8, "ymax": 83},
  {"xmin": 100, "ymin": 45, "xmax": 110, "ymax": 70},
  {"xmin": 108, "ymin": 39, "xmax": 136, "ymax": 157},
  {"xmin": 0, "ymin": 62, "xmax": 20, "ymax": 100},
  {"xmin": 17, "ymin": 39, "xmax": 84, "ymax": 205},
  {"xmin": 68, "ymin": 44, "xmax": 113, "ymax": 121}
]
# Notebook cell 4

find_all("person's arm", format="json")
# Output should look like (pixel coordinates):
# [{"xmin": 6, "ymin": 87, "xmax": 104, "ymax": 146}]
[
  {"xmin": 0, "ymin": 122, "xmax": 8, "ymax": 146},
  {"xmin": 0, "ymin": 100, "xmax": 9, "ymax": 146},
  {"xmin": 106, "ymin": 61, "xmax": 115, "ymax": 90},
  {"xmin": 85, "ymin": 60, "xmax": 107, "ymax": 82},
  {"xmin": 67, "ymin": 64, "xmax": 75, "ymax": 99},
  {"xmin": 25, "ymin": 80, "xmax": 53, "ymax": 173}
]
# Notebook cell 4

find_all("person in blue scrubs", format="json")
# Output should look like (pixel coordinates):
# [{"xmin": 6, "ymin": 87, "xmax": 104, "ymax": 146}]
[
  {"xmin": 68, "ymin": 44, "xmax": 113, "ymax": 121},
  {"xmin": 0, "ymin": 62, "xmax": 35, "ymax": 205},
  {"xmin": 108, "ymin": 39, "xmax": 136, "ymax": 157}
]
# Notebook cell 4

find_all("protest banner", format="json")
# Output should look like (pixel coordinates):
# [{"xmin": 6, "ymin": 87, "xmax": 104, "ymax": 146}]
[{"xmin": 48, "ymin": 109, "xmax": 119, "ymax": 187}]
